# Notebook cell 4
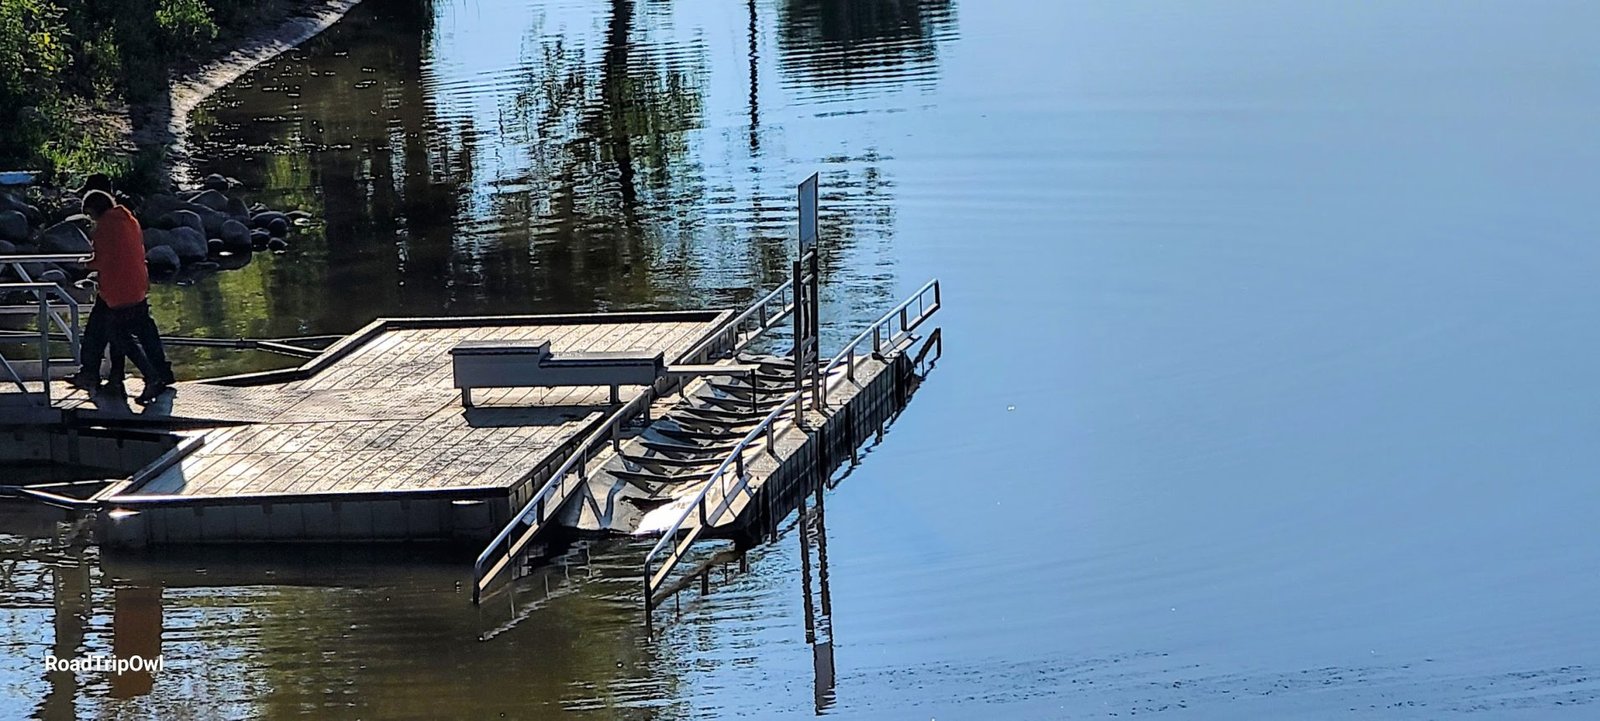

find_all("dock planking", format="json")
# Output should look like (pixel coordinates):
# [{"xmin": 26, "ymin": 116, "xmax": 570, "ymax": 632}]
[{"xmin": 96, "ymin": 316, "xmax": 718, "ymax": 501}]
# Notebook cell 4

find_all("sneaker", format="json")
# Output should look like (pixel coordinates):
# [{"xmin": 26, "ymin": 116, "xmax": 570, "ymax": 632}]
[
  {"xmin": 134, "ymin": 380, "xmax": 171, "ymax": 406},
  {"xmin": 65, "ymin": 372, "xmax": 100, "ymax": 392}
]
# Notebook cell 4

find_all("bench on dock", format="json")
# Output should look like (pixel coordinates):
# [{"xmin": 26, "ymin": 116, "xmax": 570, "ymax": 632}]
[
  {"xmin": 451, "ymin": 339, "xmax": 663, "ymax": 407},
  {"xmin": 450, "ymin": 339, "xmax": 764, "ymax": 409}
]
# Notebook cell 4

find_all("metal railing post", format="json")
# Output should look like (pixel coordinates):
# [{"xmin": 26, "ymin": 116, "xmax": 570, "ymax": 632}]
[
  {"xmin": 643, "ymin": 565, "xmax": 653, "ymax": 615},
  {"xmin": 36, "ymin": 289, "xmax": 50, "ymax": 407},
  {"xmin": 68, "ymin": 294, "xmax": 80, "ymax": 362}
]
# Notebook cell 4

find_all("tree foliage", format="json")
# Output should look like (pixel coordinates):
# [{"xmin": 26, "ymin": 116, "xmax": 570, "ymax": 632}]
[
  {"xmin": 0, "ymin": 0, "xmax": 249, "ymax": 183},
  {"xmin": 0, "ymin": 0, "xmax": 66, "ymax": 100}
]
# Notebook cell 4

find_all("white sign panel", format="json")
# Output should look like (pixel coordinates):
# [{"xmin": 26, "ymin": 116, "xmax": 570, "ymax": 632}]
[{"xmin": 798, "ymin": 173, "xmax": 819, "ymax": 252}]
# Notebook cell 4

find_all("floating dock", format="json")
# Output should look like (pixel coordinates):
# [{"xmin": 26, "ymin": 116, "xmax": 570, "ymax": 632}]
[
  {"xmin": 84, "ymin": 311, "xmax": 732, "ymax": 545},
  {"xmin": 4, "ymin": 252, "xmax": 943, "ymax": 616}
]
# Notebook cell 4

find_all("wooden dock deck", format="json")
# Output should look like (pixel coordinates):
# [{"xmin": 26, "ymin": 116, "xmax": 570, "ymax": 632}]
[{"xmin": 77, "ymin": 311, "xmax": 729, "ymax": 545}]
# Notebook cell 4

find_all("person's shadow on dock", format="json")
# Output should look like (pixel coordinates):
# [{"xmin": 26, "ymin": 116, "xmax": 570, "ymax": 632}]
[{"xmin": 68, "ymin": 382, "xmax": 178, "ymax": 418}]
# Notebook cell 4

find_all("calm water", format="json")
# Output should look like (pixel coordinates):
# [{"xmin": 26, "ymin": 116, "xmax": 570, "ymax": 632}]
[{"xmin": 6, "ymin": 0, "xmax": 1600, "ymax": 718}]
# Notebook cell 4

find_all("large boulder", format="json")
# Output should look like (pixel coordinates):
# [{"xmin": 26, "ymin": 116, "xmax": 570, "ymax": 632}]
[
  {"xmin": 285, "ymin": 210, "xmax": 312, "ymax": 222},
  {"xmin": 250, "ymin": 211, "xmax": 286, "ymax": 230},
  {"xmin": 142, "ymin": 227, "xmax": 171, "ymax": 249},
  {"xmin": 0, "ymin": 192, "xmax": 41, "ymax": 225},
  {"xmin": 49, "ymin": 196, "xmax": 83, "ymax": 224},
  {"xmin": 214, "ymin": 251, "xmax": 252, "ymax": 271},
  {"xmin": 187, "ymin": 189, "xmax": 230, "ymax": 212},
  {"xmin": 60, "ymin": 213, "xmax": 91, "ymax": 231},
  {"xmin": 219, "ymin": 219, "xmax": 252, "ymax": 252},
  {"xmin": 201, "ymin": 174, "xmax": 230, "ymax": 192},
  {"xmin": 250, "ymin": 228, "xmax": 270, "ymax": 249},
  {"xmin": 167, "ymin": 226, "xmax": 208, "ymax": 261},
  {"xmin": 145, "ymin": 245, "xmax": 180, "ymax": 272},
  {"xmin": 0, "ymin": 239, "xmax": 15, "ymax": 255},
  {"xmin": 166, "ymin": 209, "xmax": 204, "ymax": 234},
  {"xmin": 198, "ymin": 207, "xmax": 229, "ymax": 236},
  {"xmin": 17, "ymin": 261, "xmax": 63, "ymax": 282},
  {"xmin": 38, "ymin": 221, "xmax": 91, "ymax": 254},
  {"xmin": 226, "ymin": 196, "xmax": 250, "ymax": 219},
  {"xmin": 0, "ymin": 210, "xmax": 27, "ymax": 243},
  {"xmin": 141, "ymin": 193, "xmax": 188, "ymax": 219}
]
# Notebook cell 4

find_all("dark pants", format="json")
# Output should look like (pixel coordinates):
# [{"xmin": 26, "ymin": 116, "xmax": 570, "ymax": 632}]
[
  {"xmin": 80, "ymin": 299, "xmax": 126, "ymax": 379},
  {"xmin": 79, "ymin": 299, "xmax": 172, "ymax": 384}
]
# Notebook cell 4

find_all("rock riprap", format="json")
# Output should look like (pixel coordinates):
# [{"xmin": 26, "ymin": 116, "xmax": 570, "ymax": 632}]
[{"xmin": 0, "ymin": 182, "xmax": 313, "ymax": 284}]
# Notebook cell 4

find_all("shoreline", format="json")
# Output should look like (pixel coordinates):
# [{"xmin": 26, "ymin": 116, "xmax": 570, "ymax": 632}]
[{"xmin": 131, "ymin": 0, "xmax": 366, "ymax": 186}]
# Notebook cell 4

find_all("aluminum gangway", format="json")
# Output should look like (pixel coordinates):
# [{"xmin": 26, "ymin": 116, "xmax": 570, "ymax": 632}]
[
  {"xmin": 470, "ymin": 278, "xmax": 801, "ymax": 602},
  {"xmin": 641, "ymin": 279, "xmax": 941, "ymax": 615}
]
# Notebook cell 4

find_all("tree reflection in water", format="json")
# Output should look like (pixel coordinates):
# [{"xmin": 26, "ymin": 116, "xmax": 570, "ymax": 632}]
[
  {"xmin": 778, "ymin": 0, "xmax": 956, "ymax": 92},
  {"xmin": 172, "ymin": 0, "xmax": 959, "ymax": 383}
]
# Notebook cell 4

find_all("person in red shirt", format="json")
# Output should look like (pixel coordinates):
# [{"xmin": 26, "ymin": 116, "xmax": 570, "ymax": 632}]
[{"xmin": 68, "ymin": 190, "xmax": 174, "ymax": 404}]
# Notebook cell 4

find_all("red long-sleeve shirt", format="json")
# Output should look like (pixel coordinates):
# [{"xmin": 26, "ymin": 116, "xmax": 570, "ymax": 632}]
[{"xmin": 86, "ymin": 205, "xmax": 149, "ymax": 308}]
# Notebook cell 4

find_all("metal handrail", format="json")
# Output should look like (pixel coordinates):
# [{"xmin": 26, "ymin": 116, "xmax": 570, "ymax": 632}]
[
  {"xmin": 471, "ymin": 386, "xmax": 655, "ymax": 602},
  {"xmin": 0, "ymin": 279, "xmax": 85, "ymax": 407},
  {"xmin": 820, "ymin": 279, "xmax": 940, "ymax": 407},
  {"xmin": 0, "ymin": 352, "xmax": 28, "ymax": 395},
  {"xmin": 2, "ymin": 252, "xmax": 90, "ymax": 366},
  {"xmin": 678, "ymin": 278, "xmax": 796, "ymax": 362},
  {"xmin": 0, "ymin": 253, "xmax": 93, "ymax": 265},
  {"xmin": 0, "ymin": 329, "xmax": 324, "ymax": 358},
  {"xmin": 642, "ymin": 278, "xmax": 942, "ymax": 610},
  {"xmin": 642, "ymin": 384, "xmax": 804, "ymax": 607},
  {"xmin": 471, "ymin": 280, "xmax": 802, "ymax": 603}
]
